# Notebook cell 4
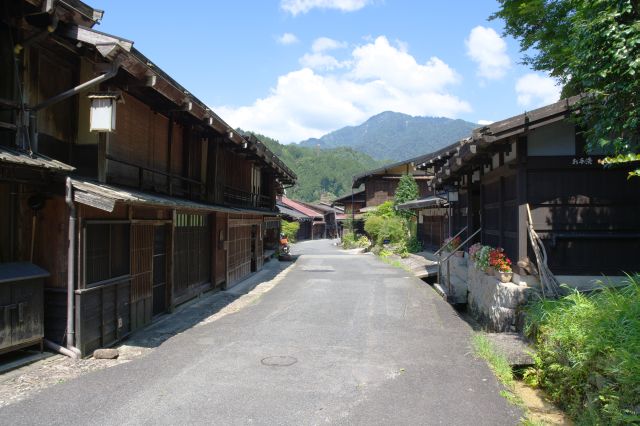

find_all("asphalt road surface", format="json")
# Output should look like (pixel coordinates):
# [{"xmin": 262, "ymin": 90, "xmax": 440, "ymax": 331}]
[{"xmin": 1, "ymin": 239, "xmax": 521, "ymax": 425}]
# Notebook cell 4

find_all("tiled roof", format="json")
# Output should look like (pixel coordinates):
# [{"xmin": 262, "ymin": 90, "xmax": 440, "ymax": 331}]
[{"xmin": 279, "ymin": 196, "xmax": 323, "ymax": 218}]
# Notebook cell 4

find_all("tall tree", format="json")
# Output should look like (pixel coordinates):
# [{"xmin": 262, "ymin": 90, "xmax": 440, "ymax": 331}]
[
  {"xmin": 492, "ymin": 0, "xmax": 640, "ymax": 177},
  {"xmin": 394, "ymin": 174, "xmax": 419, "ymax": 220}
]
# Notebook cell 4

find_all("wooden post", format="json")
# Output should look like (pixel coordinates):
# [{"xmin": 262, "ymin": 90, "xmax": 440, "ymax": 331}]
[
  {"xmin": 478, "ymin": 166, "xmax": 484, "ymax": 244},
  {"xmin": 168, "ymin": 209, "xmax": 176, "ymax": 311},
  {"xmin": 167, "ymin": 113, "xmax": 173, "ymax": 195},
  {"xmin": 98, "ymin": 133, "xmax": 107, "ymax": 183},
  {"xmin": 498, "ymin": 176, "xmax": 504, "ymax": 247},
  {"xmin": 516, "ymin": 136, "xmax": 528, "ymax": 273},
  {"xmin": 466, "ymin": 171, "xmax": 473, "ymax": 237}
]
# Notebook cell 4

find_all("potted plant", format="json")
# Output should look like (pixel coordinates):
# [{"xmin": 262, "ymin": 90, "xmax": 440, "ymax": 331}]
[
  {"xmin": 475, "ymin": 245, "xmax": 492, "ymax": 273},
  {"xmin": 468, "ymin": 243, "xmax": 482, "ymax": 262},
  {"xmin": 489, "ymin": 247, "xmax": 513, "ymax": 283}
]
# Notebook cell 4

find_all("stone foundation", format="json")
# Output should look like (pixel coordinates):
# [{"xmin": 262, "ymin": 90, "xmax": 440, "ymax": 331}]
[{"xmin": 440, "ymin": 252, "xmax": 538, "ymax": 331}]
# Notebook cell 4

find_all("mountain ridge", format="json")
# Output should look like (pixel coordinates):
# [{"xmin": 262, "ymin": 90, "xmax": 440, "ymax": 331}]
[{"xmin": 298, "ymin": 111, "xmax": 478, "ymax": 161}]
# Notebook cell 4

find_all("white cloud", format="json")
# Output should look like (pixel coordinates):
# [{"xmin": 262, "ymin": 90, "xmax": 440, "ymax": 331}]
[
  {"xmin": 277, "ymin": 33, "xmax": 299, "ymax": 45},
  {"xmin": 515, "ymin": 73, "xmax": 561, "ymax": 108},
  {"xmin": 299, "ymin": 52, "xmax": 348, "ymax": 71},
  {"xmin": 465, "ymin": 26, "xmax": 510, "ymax": 80},
  {"xmin": 477, "ymin": 120, "xmax": 493, "ymax": 125},
  {"xmin": 312, "ymin": 37, "xmax": 347, "ymax": 52},
  {"xmin": 281, "ymin": 0, "xmax": 372, "ymax": 15},
  {"xmin": 216, "ymin": 36, "xmax": 471, "ymax": 143}
]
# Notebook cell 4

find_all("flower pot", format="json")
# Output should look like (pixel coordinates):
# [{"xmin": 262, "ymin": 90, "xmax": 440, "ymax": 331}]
[
  {"xmin": 454, "ymin": 250, "xmax": 464, "ymax": 258},
  {"xmin": 497, "ymin": 271, "xmax": 513, "ymax": 283}
]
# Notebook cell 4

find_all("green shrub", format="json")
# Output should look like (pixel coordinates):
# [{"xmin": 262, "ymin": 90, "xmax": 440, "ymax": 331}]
[
  {"xmin": 364, "ymin": 215, "xmax": 385, "ymax": 244},
  {"xmin": 341, "ymin": 231, "xmax": 356, "ymax": 249},
  {"xmin": 356, "ymin": 235, "xmax": 371, "ymax": 248},
  {"xmin": 392, "ymin": 241, "xmax": 409, "ymax": 258},
  {"xmin": 525, "ymin": 275, "xmax": 640, "ymax": 425},
  {"xmin": 379, "ymin": 248, "xmax": 392, "ymax": 258},
  {"xmin": 280, "ymin": 220, "xmax": 299, "ymax": 243},
  {"xmin": 406, "ymin": 236, "xmax": 422, "ymax": 253},
  {"xmin": 378, "ymin": 216, "xmax": 405, "ymax": 245}
]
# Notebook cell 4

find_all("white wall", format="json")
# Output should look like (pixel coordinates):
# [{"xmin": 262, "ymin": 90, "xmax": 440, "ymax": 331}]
[{"xmin": 527, "ymin": 120, "xmax": 575, "ymax": 156}]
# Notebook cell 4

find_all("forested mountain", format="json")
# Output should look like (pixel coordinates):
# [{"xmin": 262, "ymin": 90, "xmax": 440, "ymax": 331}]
[
  {"xmin": 299, "ymin": 112, "xmax": 478, "ymax": 161},
  {"xmin": 244, "ymin": 132, "xmax": 383, "ymax": 202}
]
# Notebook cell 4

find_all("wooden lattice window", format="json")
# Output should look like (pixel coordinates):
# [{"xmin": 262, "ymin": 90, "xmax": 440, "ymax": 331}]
[{"xmin": 85, "ymin": 223, "xmax": 130, "ymax": 286}]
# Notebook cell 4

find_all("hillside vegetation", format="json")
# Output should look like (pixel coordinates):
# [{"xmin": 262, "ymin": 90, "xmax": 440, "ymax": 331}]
[
  {"xmin": 299, "ymin": 111, "xmax": 477, "ymax": 161},
  {"xmin": 245, "ymin": 131, "xmax": 383, "ymax": 202}
]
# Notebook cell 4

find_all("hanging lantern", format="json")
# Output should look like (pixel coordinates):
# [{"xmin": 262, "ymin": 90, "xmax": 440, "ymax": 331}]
[{"xmin": 88, "ymin": 92, "xmax": 122, "ymax": 132}]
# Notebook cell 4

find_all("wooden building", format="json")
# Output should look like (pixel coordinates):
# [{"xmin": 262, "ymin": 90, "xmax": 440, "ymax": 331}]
[
  {"xmin": 332, "ymin": 190, "xmax": 365, "ymax": 215},
  {"xmin": 352, "ymin": 143, "xmax": 459, "ymax": 211},
  {"xmin": 396, "ymin": 196, "xmax": 450, "ymax": 251},
  {"xmin": 0, "ymin": 0, "xmax": 295, "ymax": 356},
  {"xmin": 278, "ymin": 196, "xmax": 325, "ymax": 240},
  {"xmin": 425, "ymin": 97, "xmax": 640, "ymax": 279}
]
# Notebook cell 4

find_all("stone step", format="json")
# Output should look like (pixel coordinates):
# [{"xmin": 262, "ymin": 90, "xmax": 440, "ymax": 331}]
[{"xmin": 484, "ymin": 332, "xmax": 535, "ymax": 366}]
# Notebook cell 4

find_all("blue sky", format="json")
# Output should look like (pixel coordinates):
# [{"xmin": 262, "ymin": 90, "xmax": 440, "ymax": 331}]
[{"xmin": 91, "ymin": 0, "xmax": 561, "ymax": 143}]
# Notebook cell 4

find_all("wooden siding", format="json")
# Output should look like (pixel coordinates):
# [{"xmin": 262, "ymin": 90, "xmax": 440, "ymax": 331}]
[
  {"xmin": 527, "ymin": 166, "xmax": 640, "ymax": 275},
  {"xmin": 365, "ymin": 177, "xmax": 398, "ymax": 207},
  {"xmin": 481, "ymin": 172, "xmax": 519, "ymax": 263},
  {"xmin": 364, "ymin": 176, "xmax": 431, "ymax": 208},
  {"xmin": 109, "ymin": 94, "xmax": 170, "ymax": 190},
  {"xmin": 28, "ymin": 43, "xmax": 78, "ymax": 160},
  {"xmin": 75, "ymin": 278, "xmax": 130, "ymax": 356},
  {"xmin": 214, "ymin": 212, "xmax": 227, "ymax": 286}
]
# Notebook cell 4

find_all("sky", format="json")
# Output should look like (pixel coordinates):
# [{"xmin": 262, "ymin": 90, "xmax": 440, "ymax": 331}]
[{"xmin": 91, "ymin": 0, "xmax": 561, "ymax": 144}]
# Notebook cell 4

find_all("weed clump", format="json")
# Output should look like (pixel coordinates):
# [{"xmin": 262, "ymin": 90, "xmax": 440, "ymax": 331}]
[{"xmin": 524, "ymin": 275, "xmax": 640, "ymax": 425}]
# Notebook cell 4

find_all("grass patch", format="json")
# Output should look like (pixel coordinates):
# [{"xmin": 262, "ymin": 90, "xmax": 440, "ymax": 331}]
[
  {"xmin": 473, "ymin": 333, "xmax": 544, "ymax": 424},
  {"xmin": 472, "ymin": 333, "xmax": 516, "ymax": 388},
  {"xmin": 378, "ymin": 255, "xmax": 411, "ymax": 272},
  {"xmin": 524, "ymin": 274, "xmax": 640, "ymax": 425}
]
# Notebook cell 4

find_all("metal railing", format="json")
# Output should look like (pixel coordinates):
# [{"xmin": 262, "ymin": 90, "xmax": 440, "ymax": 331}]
[
  {"xmin": 436, "ymin": 227, "xmax": 482, "ymax": 301},
  {"xmin": 434, "ymin": 226, "xmax": 467, "ymax": 256}
]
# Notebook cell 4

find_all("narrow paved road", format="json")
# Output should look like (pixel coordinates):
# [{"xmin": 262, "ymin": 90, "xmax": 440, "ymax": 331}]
[{"xmin": 1, "ymin": 240, "xmax": 520, "ymax": 425}]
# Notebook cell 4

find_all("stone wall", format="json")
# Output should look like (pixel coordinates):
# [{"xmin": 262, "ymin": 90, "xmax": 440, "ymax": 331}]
[
  {"xmin": 440, "ymin": 252, "xmax": 539, "ymax": 331},
  {"xmin": 466, "ymin": 263, "xmax": 534, "ymax": 331}
]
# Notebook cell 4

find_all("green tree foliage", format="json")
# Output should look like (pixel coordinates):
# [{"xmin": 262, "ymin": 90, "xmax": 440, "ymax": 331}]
[
  {"xmin": 243, "ymin": 131, "xmax": 384, "ymax": 202},
  {"xmin": 394, "ymin": 174, "xmax": 419, "ymax": 220},
  {"xmin": 280, "ymin": 220, "xmax": 299, "ymax": 243},
  {"xmin": 370, "ymin": 200, "xmax": 396, "ymax": 218},
  {"xmin": 492, "ymin": 0, "xmax": 640, "ymax": 177}
]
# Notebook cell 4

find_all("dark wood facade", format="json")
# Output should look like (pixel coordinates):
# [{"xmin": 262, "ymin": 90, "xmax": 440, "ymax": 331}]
[
  {"xmin": 0, "ymin": 0, "xmax": 295, "ymax": 356},
  {"xmin": 427, "ymin": 98, "xmax": 640, "ymax": 277}
]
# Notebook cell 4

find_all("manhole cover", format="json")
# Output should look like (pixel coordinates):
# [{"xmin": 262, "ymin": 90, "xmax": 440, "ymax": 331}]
[{"xmin": 261, "ymin": 356, "xmax": 298, "ymax": 367}]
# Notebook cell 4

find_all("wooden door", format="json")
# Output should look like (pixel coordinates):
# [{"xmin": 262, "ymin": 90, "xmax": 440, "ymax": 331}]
[{"xmin": 130, "ymin": 224, "xmax": 153, "ymax": 331}]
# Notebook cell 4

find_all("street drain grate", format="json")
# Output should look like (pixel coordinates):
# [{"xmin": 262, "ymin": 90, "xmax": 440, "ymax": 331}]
[{"xmin": 261, "ymin": 356, "xmax": 298, "ymax": 367}]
